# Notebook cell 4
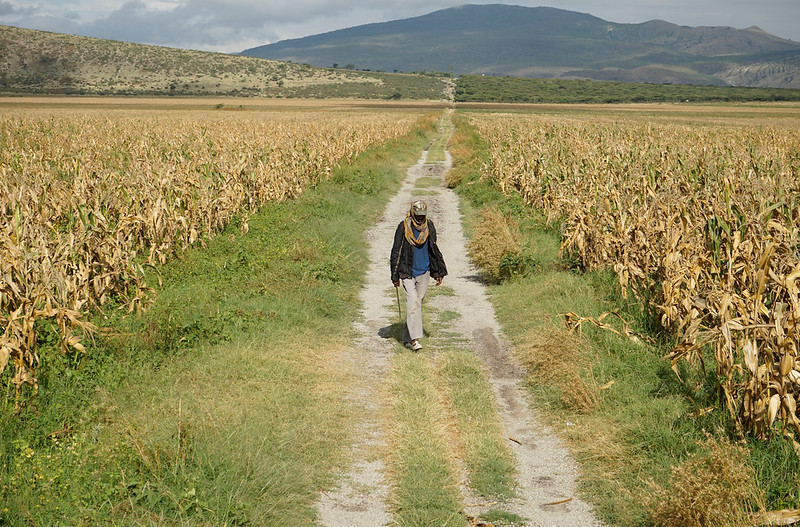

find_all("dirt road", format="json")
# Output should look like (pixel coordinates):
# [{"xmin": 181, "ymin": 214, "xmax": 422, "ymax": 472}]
[{"xmin": 317, "ymin": 114, "xmax": 603, "ymax": 526}]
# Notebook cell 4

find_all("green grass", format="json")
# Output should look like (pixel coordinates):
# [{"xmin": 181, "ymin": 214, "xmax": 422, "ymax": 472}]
[
  {"xmin": 428, "ymin": 285, "xmax": 456, "ymax": 298},
  {"xmin": 286, "ymin": 71, "xmax": 447, "ymax": 100},
  {"xmin": 438, "ymin": 349, "xmax": 517, "ymax": 499},
  {"xmin": 438, "ymin": 310, "xmax": 461, "ymax": 323},
  {"xmin": 389, "ymin": 353, "xmax": 466, "ymax": 527},
  {"xmin": 448, "ymin": 109, "xmax": 799, "ymax": 525},
  {"xmin": 426, "ymin": 113, "xmax": 454, "ymax": 163},
  {"xmin": 0, "ymin": 111, "xmax": 440, "ymax": 525},
  {"xmin": 480, "ymin": 509, "xmax": 528, "ymax": 526},
  {"xmin": 415, "ymin": 176, "xmax": 444, "ymax": 188}
]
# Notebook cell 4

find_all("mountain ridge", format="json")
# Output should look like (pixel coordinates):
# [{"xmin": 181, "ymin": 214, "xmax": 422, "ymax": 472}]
[{"xmin": 241, "ymin": 4, "xmax": 800, "ymax": 88}]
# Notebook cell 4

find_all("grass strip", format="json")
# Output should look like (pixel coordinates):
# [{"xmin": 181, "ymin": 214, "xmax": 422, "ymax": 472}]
[
  {"xmin": 0, "ymin": 109, "xmax": 440, "ymax": 525},
  {"xmin": 438, "ymin": 349, "xmax": 517, "ymax": 500},
  {"xmin": 388, "ymin": 353, "xmax": 466, "ymax": 526},
  {"xmin": 479, "ymin": 509, "xmax": 528, "ymax": 526},
  {"xmin": 426, "ymin": 111, "xmax": 454, "ymax": 163}
]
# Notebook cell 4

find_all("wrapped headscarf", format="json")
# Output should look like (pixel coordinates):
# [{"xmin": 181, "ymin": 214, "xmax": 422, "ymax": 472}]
[{"xmin": 403, "ymin": 200, "xmax": 429, "ymax": 247}]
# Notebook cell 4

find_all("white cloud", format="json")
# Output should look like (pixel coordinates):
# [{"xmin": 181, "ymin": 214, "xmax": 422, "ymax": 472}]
[
  {"xmin": 0, "ymin": 0, "xmax": 35, "ymax": 16},
  {"xmin": 1, "ymin": 0, "xmax": 798, "ymax": 52}
]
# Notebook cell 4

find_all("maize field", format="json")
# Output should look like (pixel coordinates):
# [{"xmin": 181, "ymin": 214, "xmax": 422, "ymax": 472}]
[
  {"xmin": 0, "ymin": 102, "xmax": 420, "ymax": 399},
  {"xmin": 471, "ymin": 109, "xmax": 800, "ymax": 441}
]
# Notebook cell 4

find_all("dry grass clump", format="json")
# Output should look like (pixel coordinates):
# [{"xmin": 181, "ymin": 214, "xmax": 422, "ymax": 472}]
[
  {"xmin": 515, "ymin": 328, "xmax": 598, "ymax": 413},
  {"xmin": 647, "ymin": 434, "xmax": 765, "ymax": 527},
  {"xmin": 467, "ymin": 206, "xmax": 522, "ymax": 283}
]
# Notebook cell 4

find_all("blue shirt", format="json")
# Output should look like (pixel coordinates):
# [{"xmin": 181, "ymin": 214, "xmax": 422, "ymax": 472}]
[{"xmin": 411, "ymin": 229, "xmax": 430, "ymax": 277}]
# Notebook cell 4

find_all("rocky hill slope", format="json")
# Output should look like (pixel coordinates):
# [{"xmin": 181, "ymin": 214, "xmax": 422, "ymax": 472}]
[{"xmin": 0, "ymin": 25, "xmax": 446, "ymax": 98}]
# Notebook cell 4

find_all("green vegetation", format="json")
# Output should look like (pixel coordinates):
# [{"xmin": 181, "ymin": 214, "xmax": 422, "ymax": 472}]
[
  {"xmin": 455, "ymin": 74, "xmax": 800, "ymax": 103},
  {"xmin": 389, "ymin": 354, "xmax": 466, "ymax": 526},
  {"xmin": 480, "ymin": 509, "xmax": 528, "ymax": 526},
  {"xmin": 0, "ymin": 113, "xmax": 439, "ymax": 525},
  {"xmin": 415, "ymin": 176, "xmax": 443, "ymax": 189},
  {"xmin": 448, "ymin": 111, "xmax": 800, "ymax": 525},
  {"xmin": 467, "ymin": 206, "xmax": 538, "ymax": 283},
  {"xmin": 439, "ymin": 349, "xmax": 517, "ymax": 499},
  {"xmin": 425, "ymin": 112, "xmax": 454, "ymax": 163},
  {"xmin": 286, "ymin": 71, "xmax": 447, "ymax": 100}
]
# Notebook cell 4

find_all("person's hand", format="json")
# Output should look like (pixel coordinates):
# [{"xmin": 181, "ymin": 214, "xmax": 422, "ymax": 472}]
[
  {"xmin": 435, "ymin": 277, "xmax": 443, "ymax": 286},
  {"xmin": 393, "ymin": 281, "xmax": 400, "ymax": 288}
]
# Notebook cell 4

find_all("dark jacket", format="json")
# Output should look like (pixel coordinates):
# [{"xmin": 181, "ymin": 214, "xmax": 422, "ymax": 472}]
[{"xmin": 390, "ymin": 220, "xmax": 447, "ymax": 282}]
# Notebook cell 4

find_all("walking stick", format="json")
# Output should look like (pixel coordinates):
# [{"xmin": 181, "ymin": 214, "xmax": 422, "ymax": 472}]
[{"xmin": 395, "ymin": 285, "xmax": 402, "ymax": 321}]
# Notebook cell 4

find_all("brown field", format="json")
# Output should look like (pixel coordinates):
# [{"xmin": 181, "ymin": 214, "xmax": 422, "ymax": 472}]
[
  {"xmin": 0, "ymin": 96, "xmax": 451, "ymax": 112},
  {"xmin": 456, "ymin": 101, "xmax": 800, "ymax": 126},
  {"xmin": 0, "ymin": 98, "xmax": 430, "ymax": 398},
  {"xmin": 468, "ymin": 102, "xmax": 800, "ymax": 440}
]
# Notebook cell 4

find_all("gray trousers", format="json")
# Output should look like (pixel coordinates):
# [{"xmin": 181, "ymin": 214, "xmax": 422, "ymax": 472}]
[{"xmin": 401, "ymin": 271, "xmax": 430, "ymax": 342}]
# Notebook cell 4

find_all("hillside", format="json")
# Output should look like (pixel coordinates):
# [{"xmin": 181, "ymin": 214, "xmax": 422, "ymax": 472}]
[
  {"xmin": 241, "ymin": 4, "xmax": 800, "ymax": 89},
  {"xmin": 0, "ymin": 25, "xmax": 447, "ymax": 99}
]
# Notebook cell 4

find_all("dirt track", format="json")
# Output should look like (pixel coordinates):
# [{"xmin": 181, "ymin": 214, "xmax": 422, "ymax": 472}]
[{"xmin": 317, "ymin": 114, "xmax": 603, "ymax": 526}]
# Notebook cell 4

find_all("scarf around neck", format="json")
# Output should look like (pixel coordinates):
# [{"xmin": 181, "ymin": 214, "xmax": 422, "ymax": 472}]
[{"xmin": 403, "ymin": 213, "xmax": 429, "ymax": 247}]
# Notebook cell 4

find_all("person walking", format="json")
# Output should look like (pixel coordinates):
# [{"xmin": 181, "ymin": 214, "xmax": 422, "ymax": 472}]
[{"xmin": 390, "ymin": 200, "xmax": 447, "ymax": 351}]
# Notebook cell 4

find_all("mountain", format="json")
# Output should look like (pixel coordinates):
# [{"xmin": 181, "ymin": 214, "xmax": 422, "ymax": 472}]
[
  {"xmin": 241, "ymin": 4, "xmax": 800, "ymax": 88},
  {"xmin": 0, "ymin": 25, "xmax": 446, "ymax": 99}
]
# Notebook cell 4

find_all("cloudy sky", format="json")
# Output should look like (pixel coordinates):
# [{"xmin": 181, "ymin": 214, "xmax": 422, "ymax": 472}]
[{"xmin": 2, "ymin": 0, "xmax": 798, "ymax": 53}]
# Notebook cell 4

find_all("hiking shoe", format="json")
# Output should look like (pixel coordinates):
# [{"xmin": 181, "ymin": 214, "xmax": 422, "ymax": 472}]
[{"xmin": 411, "ymin": 340, "xmax": 423, "ymax": 351}]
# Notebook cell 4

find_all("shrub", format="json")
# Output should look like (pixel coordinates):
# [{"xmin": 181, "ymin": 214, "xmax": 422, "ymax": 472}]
[
  {"xmin": 647, "ymin": 434, "xmax": 765, "ymax": 527},
  {"xmin": 467, "ymin": 206, "xmax": 537, "ymax": 282},
  {"xmin": 515, "ymin": 328, "xmax": 598, "ymax": 413},
  {"xmin": 467, "ymin": 206, "xmax": 522, "ymax": 282}
]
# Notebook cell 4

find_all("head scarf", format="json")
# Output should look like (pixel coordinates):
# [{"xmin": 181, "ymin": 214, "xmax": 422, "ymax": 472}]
[{"xmin": 403, "ymin": 201, "xmax": 429, "ymax": 247}]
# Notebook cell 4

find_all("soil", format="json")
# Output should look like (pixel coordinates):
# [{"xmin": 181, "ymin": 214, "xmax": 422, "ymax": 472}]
[{"xmin": 317, "ymin": 117, "xmax": 604, "ymax": 526}]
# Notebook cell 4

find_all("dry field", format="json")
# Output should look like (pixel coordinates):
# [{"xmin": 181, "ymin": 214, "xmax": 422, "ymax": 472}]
[
  {"xmin": 470, "ymin": 103, "xmax": 800, "ymax": 442},
  {"xmin": 0, "ymin": 98, "xmax": 426, "ymax": 399}
]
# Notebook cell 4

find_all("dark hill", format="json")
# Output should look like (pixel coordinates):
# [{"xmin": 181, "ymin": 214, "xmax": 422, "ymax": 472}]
[{"xmin": 241, "ymin": 4, "xmax": 800, "ymax": 88}]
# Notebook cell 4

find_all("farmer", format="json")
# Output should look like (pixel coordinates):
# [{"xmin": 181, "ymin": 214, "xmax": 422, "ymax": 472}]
[{"xmin": 390, "ymin": 200, "xmax": 447, "ymax": 351}]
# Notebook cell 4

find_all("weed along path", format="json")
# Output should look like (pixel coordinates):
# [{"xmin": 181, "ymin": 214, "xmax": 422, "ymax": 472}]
[{"xmin": 317, "ymin": 113, "xmax": 603, "ymax": 526}]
